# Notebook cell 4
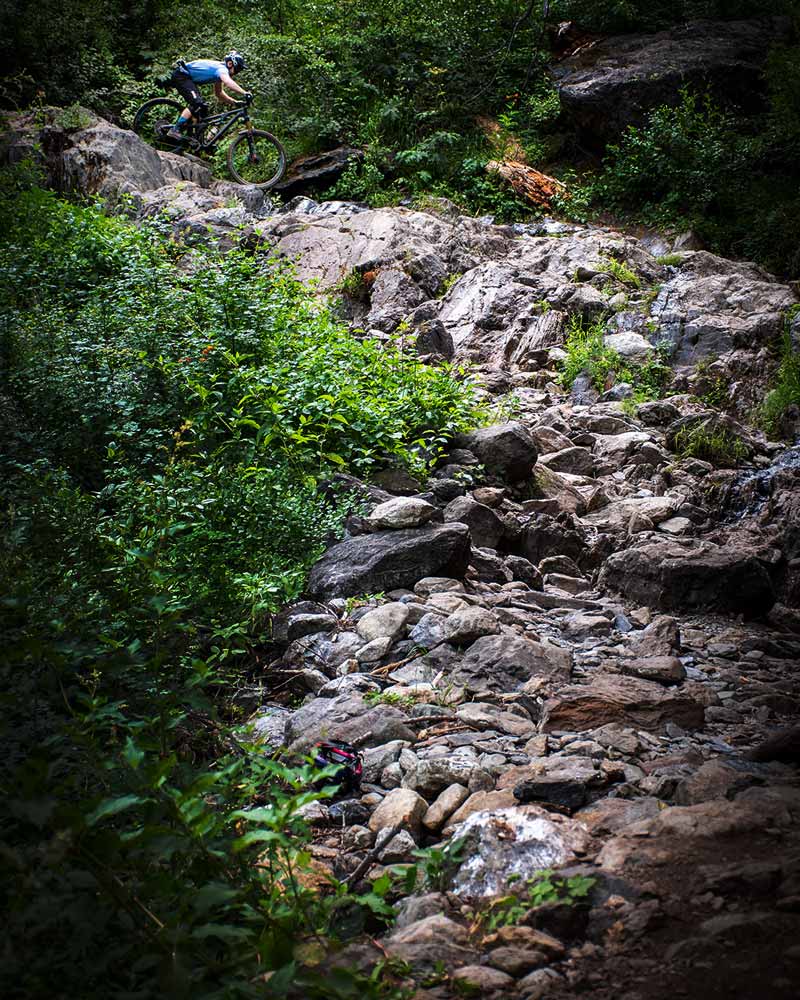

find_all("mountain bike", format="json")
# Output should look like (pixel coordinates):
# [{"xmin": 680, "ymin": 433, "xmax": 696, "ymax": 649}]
[{"xmin": 132, "ymin": 95, "xmax": 286, "ymax": 188}]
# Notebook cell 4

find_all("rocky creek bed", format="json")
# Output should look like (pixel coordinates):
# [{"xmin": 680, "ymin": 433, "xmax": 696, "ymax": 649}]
[{"xmin": 5, "ymin": 109, "xmax": 800, "ymax": 999}]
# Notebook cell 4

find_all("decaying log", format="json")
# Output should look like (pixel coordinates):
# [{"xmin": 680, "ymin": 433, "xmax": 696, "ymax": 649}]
[{"xmin": 486, "ymin": 159, "xmax": 567, "ymax": 208}]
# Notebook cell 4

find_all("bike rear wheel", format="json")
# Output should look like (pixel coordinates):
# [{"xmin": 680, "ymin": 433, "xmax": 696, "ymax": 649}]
[
  {"xmin": 226, "ymin": 129, "xmax": 286, "ymax": 188},
  {"xmin": 132, "ymin": 98, "xmax": 184, "ymax": 149}
]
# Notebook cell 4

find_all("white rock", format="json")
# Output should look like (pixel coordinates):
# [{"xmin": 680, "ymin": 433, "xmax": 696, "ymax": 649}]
[
  {"xmin": 356, "ymin": 602, "xmax": 410, "ymax": 641},
  {"xmin": 366, "ymin": 496, "xmax": 437, "ymax": 530}
]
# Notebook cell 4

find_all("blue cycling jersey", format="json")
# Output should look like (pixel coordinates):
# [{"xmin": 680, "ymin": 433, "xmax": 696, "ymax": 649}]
[{"xmin": 184, "ymin": 59, "xmax": 228, "ymax": 84}]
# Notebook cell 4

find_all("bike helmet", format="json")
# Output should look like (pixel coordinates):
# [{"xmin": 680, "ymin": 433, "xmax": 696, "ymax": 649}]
[{"xmin": 224, "ymin": 51, "xmax": 246, "ymax": 74}]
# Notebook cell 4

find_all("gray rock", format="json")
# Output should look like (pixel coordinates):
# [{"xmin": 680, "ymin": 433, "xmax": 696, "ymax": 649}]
[
  {"xmin": 450, "ymin": 805, "xmax": 588, "ymax": 897},
  {"xmin": 653, "ymin": 252, "xmax": 795, "ymax": 363},
  {"xmin": 461, "ymin": 421, "xmax": 539, "ymax": 482},
  {"xmin": 582, "ymin": 494, "xmax": 679, "ymax": 531},
  {"xmin": 316, "ymin": 674, "xmax": 381, "ymax": 698},
  {"xmin": 442, "ymin": 606, "xmax": 500, "ymax": 645},
  {"xmin": 470, "ymin": 546, "xmax": 514, "ymax": 584},
  {"xmin": 379, "ymin": 828, "xmax": 418, "ymax": 862},
  {"xmin": 393, "ymin": 892, "xmax": 452, "ymax": 930},
  {"xmin": 362, "ymin": 741, "xmax": 411, "ymax": 784},
  {"xmin": 355, "ymin": 636, "xmax": 394, "ymax": 663},
  {"xmin": 368, "ymin": 787, "xmax": 429, "ymax": 839},
  {"xmin": 544, "ymin": 573, "xmax": 591, "ymax": 594},
  {"xmin": 604, "ymin": 331, "xmax": 654, "ymax": 362},
  {"xmin": 356, "ymin": 602, "xmax": 410, "ymax": 642},
  {"xmin": 600, "ymin": 538, "xmax": 776, "ymax": 617},
  {"xmin": 422, "ymin": 783, "xmax": 471, "ymax": 831},
  {"xmin": 249, "ymin": 706, "xmax": 291, "ymax": 749},
  {"xmin": 621, "ymin": 655, "xmax": 686, "ymax": 685},
  {"xmin": 409, "ymin": 612, "xmax": 447, "ymax": 649},
  {"xmin": 541, "ymin": 675, "xmax": 705, "ymax": 733},
  {"xmin": 452, "ymin": 966, "xmax": 516, "ymax": 992},
  {"xmin": 451, "ymin": 633, "xmax": 572, "ymax": 694},
  {"xmin": 443, "ymin": 496, "xmax": 505, "ymax": 549},
  {"xmin": 385, "ymin": 914, "xmax": 476, "ymax": 970},
  {"xmin": 286, "ymin": 694, "xmax": 414, "ymax": 750},
  {"xmin": 284, "ymin": 631, "xmax": 363, "ymax": 674},
  {"xmin": 403, "ymin": 757, "xmax": 494, "ymax": 798},
  {"xmin": 456, "ymin": 702, "xmax": 536, "ymax": 737},
  {"xmin": 506, "ymin": 554, "xmax": 544, "ymax": 590},
  {"xmin": 307, "ymin": 523, "xmax": 471, "ymax": 599},
  {"xmin": 628, "ymin": 615, "xmax": 681, "ymax": 656},
  {"xmin": 538, "ymin": 446, "xmax": 595, "ymax": 477}
]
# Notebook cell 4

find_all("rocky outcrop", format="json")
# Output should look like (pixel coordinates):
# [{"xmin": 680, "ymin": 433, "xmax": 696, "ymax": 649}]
[
  {"xmin": 652, "ymin": 252, "xmax": 795, "ymax": 364},
  {"xmin": 554, "ymin": 18, "xmax": 792, "ymax": 146},
  {"xmin": 17, "ymin": 108, "xmax": 800, "ymax": 998},
  {"xmin": 600, "ymin": 538, "xmax": 776, "ymax": 617}
]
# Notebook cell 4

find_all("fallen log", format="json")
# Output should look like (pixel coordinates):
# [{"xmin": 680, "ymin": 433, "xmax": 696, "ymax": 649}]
[{"xmin": 486, "ymin": 158, "xmax": 567, "ymax": 208}]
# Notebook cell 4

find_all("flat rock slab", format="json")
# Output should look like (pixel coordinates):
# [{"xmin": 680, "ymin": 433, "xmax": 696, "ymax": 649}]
[
  {"xmin": 541, "ymin": 675, "xmax": 705, "ymax": 733},
  {"xmin": 596, "ymin": 785, "xmax": 800, "ymax": 871},
  {"xmin": 285, "ymin": 693, "xmax": 414, "ymax": 751},
  {"xmin": 385, "ymin": 914, "xmax": 476, "ymax": 970},
  {"xmin": 450, "ymin": 632, "xmax": 572, "ymax": 694},
  {"xmin": 307, "ymin": 523, "xmax": 470, "ymax": 599}
]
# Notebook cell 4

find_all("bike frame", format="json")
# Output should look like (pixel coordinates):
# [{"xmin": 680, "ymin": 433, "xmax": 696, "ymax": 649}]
[{"xmin": 191, "ymin": 104, "xmax": 252, "ymax": 152}]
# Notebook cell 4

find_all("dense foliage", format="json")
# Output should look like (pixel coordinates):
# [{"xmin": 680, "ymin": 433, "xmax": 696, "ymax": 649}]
[{"xmin": 0, "ymin": 181, "xmax": 480, "ymax": 998}]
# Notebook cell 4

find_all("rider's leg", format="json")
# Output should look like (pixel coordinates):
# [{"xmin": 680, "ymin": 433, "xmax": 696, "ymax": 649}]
[{"xmin": 168, "ymin": 73, "xmax": 203, "ymax": 139}]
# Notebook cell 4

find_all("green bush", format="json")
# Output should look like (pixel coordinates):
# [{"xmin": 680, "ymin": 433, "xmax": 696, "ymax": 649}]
[
  {"xmin": 587, "ymin": 89, "xmax": 746, "ymax": 226},
  {"xmin": 0, "ymin": 178, "xmax": 483, "ymax": 997},
  {"xmin": 759, "ymin": 331, "xmax": 800, "ymax": 437},
  {"xmin": 673, "ymin": 424, "xmax": 750, "ymax": 466},
  {"xmin": 557, "ymin": 316, "xmax": 671, "ymax": 400},
  {"xmin": 0, "ymin": 181, "xmax": 481, "ymax": 658}
]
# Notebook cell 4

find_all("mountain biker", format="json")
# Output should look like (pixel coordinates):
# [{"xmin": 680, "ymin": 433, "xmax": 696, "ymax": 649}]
[{"xmin": 166, "ymin": 51, "xmax": 251, "ymax": 141}]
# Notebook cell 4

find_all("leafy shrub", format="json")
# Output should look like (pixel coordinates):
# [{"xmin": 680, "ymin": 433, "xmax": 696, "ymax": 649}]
[
  {"xmin": 557, "ymin": 316, "xmax": 672, "ymax": 400},
  {"xmin": 0, "ymin": 177, "xmax": 484, "ymax": 998},
  {"xmin": 673, "ymin": 424, "xmax": 750, "ymax": 466},
  {"xmin": 588, "ymin": 89, "xmax": 746, "ymax": 226},
  {"xmin": 483, "ymin": 869, "xmax": 596, "ymax": 931},
  {"xmin": 758, "ymin": 331, "xmax": 800, "ymax": 437}
]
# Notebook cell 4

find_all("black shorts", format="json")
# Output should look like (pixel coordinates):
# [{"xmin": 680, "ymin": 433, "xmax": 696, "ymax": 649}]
[{"xmin": 170, "ymin": 69, "xmax": 206, "ymax": 116}]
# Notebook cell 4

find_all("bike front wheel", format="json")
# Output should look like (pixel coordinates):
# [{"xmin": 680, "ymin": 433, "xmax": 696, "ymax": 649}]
[
  {"xmin": 226, "ymin": 129, "xmax": 286, "ymax": 188},
  {"xmin": 132, "ymin": 97, "xmax": 184, "ymax": 149}
]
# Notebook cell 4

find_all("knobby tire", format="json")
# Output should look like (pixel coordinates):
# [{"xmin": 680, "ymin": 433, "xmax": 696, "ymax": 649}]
[{"xmin": 226, "ymin": 129, "xmax": 286, "ymax": 188}]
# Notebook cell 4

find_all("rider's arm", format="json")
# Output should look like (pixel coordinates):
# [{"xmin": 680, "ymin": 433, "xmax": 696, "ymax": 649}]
[{"xmin": 215, "ymin": 73, "xmax": 248, "ymax": 103}]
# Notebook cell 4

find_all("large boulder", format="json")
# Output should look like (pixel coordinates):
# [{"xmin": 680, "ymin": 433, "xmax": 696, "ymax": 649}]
[
  {"xmin": 554, "ymin": 18, "xmax": 792, "ymax": 147},
  {"xmin": 284, "ymin": 694, "xmax": 415, "ymax": 751},
  {"xmin": 460, "ymin": 421, "xmax": 539, "ymax": 482},
  {"xmin": 274, "ymin": 146, "xmax": 363, "ymax": 197},
  {"xmin": 1, "ymin": 108, "xmax": 211, "ymax": 199},
  {"xmin": 540, "ymin": 675, "xmax": 705, "ymax": 733},
  {"xmin": 449, "ymin": 806, "xmax": 588, "ymax": 897},
  {"xmin": 450, "ymin": 632, "xmax": 572, "ymax": 694},
  {"xmin": 443, "ymin": 495, "xmax": 505, "ymax": 549},
  {"xmin": 600, "ymin": 538, "xmax": 776, "ymax": 617},
  {"xmin": 254, "ymin": 205, "xmax": 458, "ymax": 295},
  {"xmin": 307, "ymin": 523, "xmax": 470, "ymax": 599}
]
